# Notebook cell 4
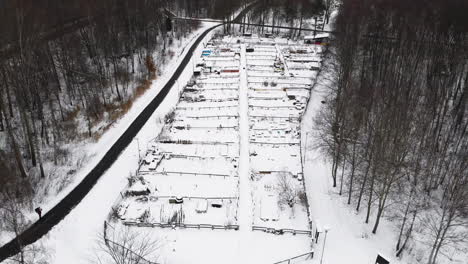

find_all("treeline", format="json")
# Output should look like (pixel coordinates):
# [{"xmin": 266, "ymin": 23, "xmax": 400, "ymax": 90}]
[
  {"xmin": 0, "ymin": 0, "xmax": 246, "ymax": 204},
  {"xmin": 169, "ymin": 0, "xmax": 250, "ymax": 19},
  {"xmin": 316, "ymin": 0, "xmax": 467, "ymax": 262},
  {"xmin": 236, "ymin": 0, "xmax": 326, "ymax": 37}
]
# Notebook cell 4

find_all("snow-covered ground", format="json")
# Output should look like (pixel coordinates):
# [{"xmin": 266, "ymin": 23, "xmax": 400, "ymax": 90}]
[
  {"xmin": 101, "ymin": 34, "xmax": 320, "ymax": 264},
  {"xmin": 7, "ymin": 7, "xmax": 459, "ymax": 264},
  {"xmin": 301, "ymin": 52, "xmax": 468, "ymax": 264},
  {"xmin": 0, "ymin": 22, "xmax": 223, "ymax": 249},
  {"xmin": 300, "ymin": 71, "xmax": 412, "ymax": 264},
  {"xmin": 3, "ymin": 31, "xmax": 331, "ymax": 264},
  {"xmin": 0, "ymin": 21, "xmax": 222, "ymax": 262}
]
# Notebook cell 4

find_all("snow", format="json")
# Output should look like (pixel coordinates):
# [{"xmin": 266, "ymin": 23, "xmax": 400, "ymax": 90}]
[
  {"xmin": 107, "ymin": 36, "xmax": 316, "ymax": 263},
  {"xmin": 12, "ymin": 33, "xmax": 326, "ymax": 264},
  {"xmin": 6, "ymin": 5, "xmax": 448, "ymax": 264},
  {"xmin": 300, "ymin": 58, "xmax": 409, "ymax": 264},
  {"xmin": 304, "ymin": 33, "xmax": 330, "ymax": 40},
  {"xmin": 260, "ymin": 194, "xmax": 280, "ymax": 221},
  {"xmin": 5, "ymin": 21, "xmax": 222, "ymax": 263}
]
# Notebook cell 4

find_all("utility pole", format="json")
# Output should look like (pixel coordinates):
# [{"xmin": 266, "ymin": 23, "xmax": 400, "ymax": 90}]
[
  {"xmin": 303, "ymin": 132, "xmax": 309, "ymax": 163},
  {"xmin": 320, "ymin": 226, "xmax": 331, "ymax": 264},
  {"xmin": 135, "ymin": 138, "xmax": 141, "ymax": 167}
]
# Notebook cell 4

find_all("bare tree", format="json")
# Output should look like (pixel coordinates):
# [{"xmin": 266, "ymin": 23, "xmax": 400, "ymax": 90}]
[
  {"xmin": 276, "ymin": 172, "xmax": 299, "ymax": 209},
  {"xmin": 94, "ymin": 225, "xmax": 162, "ymax": 264},
  {"xmin": 0, "ymin": 189, "xmax": 49, "ymax": 264}
]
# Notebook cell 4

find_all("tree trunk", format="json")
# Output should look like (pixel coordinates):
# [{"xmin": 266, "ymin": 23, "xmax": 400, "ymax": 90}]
[
  {"xmin": 365, "ymin": 166, "xmax": 376, "ymax": 223},
  {"xmin": 339, "ymin": 155, "xmax": 346, "ymax": 195},
  {"xmin": 0, "ymin": 92, "xmax": 28, "ymax": 178},
  {"xmin": 356, "ymin": 157, "xmax": 371, "ymax": 211},
  {"xmin": 347, "ymin": 140, "xmax": 357, "ymax": 204}
]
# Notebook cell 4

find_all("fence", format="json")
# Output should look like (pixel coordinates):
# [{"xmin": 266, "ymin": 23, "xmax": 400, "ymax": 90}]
[
  {"xmin": 249, "ymin": 115, "xmax": 300, "ymax": 119},
  {"xmin": 123, "ymin": 221, "xmax": 239, "ymax": 231},
  {"xmin": 252, "ymin": 226, "xmax": 312, "ymax": 236},
  {"xmin": 298, "ymin": 69, "xmax": 316, "ymax": 249},
  {"xmin": 272, "ymin": 252, "xmax": 314, "ymax": 264},
  {"xmin": 184, "ymin": 115, "xmax": 239, "ymax": 119},
  {"xmin": 181, "ymin": 97, "xmax": 239, "ymax": 102},
  {"xmin": 249, "ymin": 141, "xmax": 299, "ymax": 146},
  {"xmin": 143, "ymin": 171, "xmax": 236, "ymax": 178},
  {"xmin": 192, "ymin": 87, "xmax": 239, "ymax": 91},
  {"xmin": 174, "ymin": 126, "xmax": 238, "ymax": 130},
  {"xmin": 177, "ymin": 105, "xmax": 239, "ymax": 110},
  {"xmin": 155, "ymin": 139, "xmax": 237, "ymax": 145}
]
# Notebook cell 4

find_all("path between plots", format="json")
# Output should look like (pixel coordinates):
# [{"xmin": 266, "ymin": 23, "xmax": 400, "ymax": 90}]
[{"xmin": 237, "ymin": 43, "xmax": 255, "ymax": 261}]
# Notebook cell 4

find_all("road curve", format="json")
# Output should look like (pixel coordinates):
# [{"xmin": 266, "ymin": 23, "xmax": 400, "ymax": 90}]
[{"xmin": 0, "ymin": 3, "xmax": 256, "ymax": 261}]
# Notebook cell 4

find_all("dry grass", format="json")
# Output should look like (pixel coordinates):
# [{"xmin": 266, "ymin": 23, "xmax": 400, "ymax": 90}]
[
  {"xmin": 90, "ymin": 75, "xmax": 156, "ymax": 142},
  {"xmin": 64, "ymin": 107, "xmax": 81, "ymax": 122}
]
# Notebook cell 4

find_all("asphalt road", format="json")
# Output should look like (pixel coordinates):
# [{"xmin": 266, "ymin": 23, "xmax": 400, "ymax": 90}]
[{"xmin": 0, "ymin": 2, "xmax": 257, "ymax": 261}]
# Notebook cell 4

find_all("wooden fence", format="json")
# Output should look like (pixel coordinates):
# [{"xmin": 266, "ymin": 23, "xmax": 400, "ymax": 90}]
[
  {"xmin": 272, "ymin": 251, "xmax": 314, "ymax": 264},
  {"xmin": 142, "ymin": 171, "xmax": 236, "ymax": 178},
  {"xmin": 252, "ymin": 226, "xmax": 312, "ymax": 236},
  {"xmin": 123, "ymin": 221, "xmax": 239, "ymax": 231}
]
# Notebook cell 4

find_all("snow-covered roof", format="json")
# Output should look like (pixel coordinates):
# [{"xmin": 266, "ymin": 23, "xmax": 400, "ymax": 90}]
[{"xmin": 304, "ymin": 33, "xmax": 330, "ymax": 40}]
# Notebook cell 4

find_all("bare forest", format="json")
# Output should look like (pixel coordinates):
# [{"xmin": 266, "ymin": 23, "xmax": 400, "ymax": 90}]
[{"xmin": 316, "ymin": 0, "xmax": 468, "ymax": 262}]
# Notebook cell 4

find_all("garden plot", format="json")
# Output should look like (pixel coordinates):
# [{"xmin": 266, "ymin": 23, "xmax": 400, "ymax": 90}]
[
  {"xmin": 152, "ymin": 156, "xmax": 237, "ymax": 177},
  {"xmin": 197, "ymin": 78, "xmax": 239, "ymax": 85},
  {"xmin": 117, "ymin": 196, "xmax": 238, "ymax": 226},
  {"xmin": 149, "ymin": 143, "xmax": 239, "ymax": 158},
  {"xmin": 159, "ymin": 127, "xmax": 239, "ymax": 143},
  {"xmin": 250, "ymin": 130, "xmax": 300, "ymax": 144},
  {"xmin": 247, "ymin": 65, "xmax": 275, "ymax": 72},
  {"xmin": 105, "ymin": 36, "xmax": 322, "ymax": 263},
  {"xmin": 203, "ymin": 60, "xmax": 240, "ymax": 68},
  {"xmin": 246, "ymin": 41, "xmax": 314, "ymax": 234},
  {"xmin": 139, "ymin": 175, "xmax": 239, "ymax": 197},
  {"xmin": 249, "ymin": 106, "xmax": 302, "ymax": 117},
  {"xmin": 249, "ymin": 98, "xmax": 301, "ymax": 108},
  {"xmin": 246, "ymin": 54, "xmax": 277, "ymax": 60},
  {"xmin": 203, "ymin": 56, "xmax": 238, "ymax": 62},
  {"xmin": 249, "ymin": 89, "xmax": 285, "ymax": 99},
  {"xmin": 173, "ymin": 117, "xmax": 238, "ymax": 129},
  {"xmin": 181, "ymin": 89, "xmax": 238, "ymax": 100},
  {"xmin": 177, "ymin": 100, "xmax": 238, "ymax": 109},
  {"xmin": 251, "ymin": 172, "xmax": 309, "ymax": 231},
  {"xmin": 248, "ymin": 76, "xmax": 312, "ymax": 85},
  {"xmin": 250, "ymin": 144, "xmax": 302, "ymax": 176},
  {"xmin": 287, "ymin": 61, "xmax": 321, "ymax": 70},
  {"xmin": 250, "ymin": 117, "xmax": 300, "ymax": 130},
  {"xmin": 175, "ymin": 107, "xmax": 238, "ymax": 117},
  {"xmin": 110, "ymin": 38, "xmax": 242, "ymax": 229},
  {"xmin": 247, "ymin": 71, "xmax": 285, "ymax": 78}
]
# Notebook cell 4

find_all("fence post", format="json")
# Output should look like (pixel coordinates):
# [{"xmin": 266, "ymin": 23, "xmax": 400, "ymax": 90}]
[{"xmin": 104, "ymin": 221, "xmax": 109, "ymax": 246}]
